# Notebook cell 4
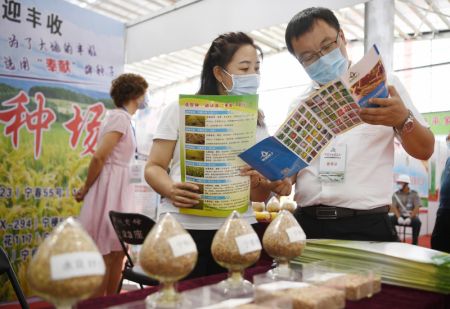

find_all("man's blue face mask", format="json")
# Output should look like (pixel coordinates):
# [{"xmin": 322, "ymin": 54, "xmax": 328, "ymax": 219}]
[{"xmin": 304, "ymin": 48, "xmax": 348, "ymax": 85}]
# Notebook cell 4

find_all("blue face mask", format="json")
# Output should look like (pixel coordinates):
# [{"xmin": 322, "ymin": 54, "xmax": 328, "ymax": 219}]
[
  {"xmin": 138, "ymin": 92, "xmax": 150, "ymax": 110},
  {"xmin": 222, "ymin": 69, "xmax": 260, "ymax": 95},
  {"xmin": 304, "ymin": 48, "xmax": 348, "ymax": 85}
]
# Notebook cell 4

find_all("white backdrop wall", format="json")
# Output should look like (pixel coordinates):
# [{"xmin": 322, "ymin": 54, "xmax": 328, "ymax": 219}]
[{"xmin": 145, "ymin": 36, "xmax": 450, "ymax": 135}]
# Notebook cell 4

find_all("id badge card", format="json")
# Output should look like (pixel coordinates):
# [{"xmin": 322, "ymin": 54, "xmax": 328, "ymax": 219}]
[
  {"xmin": 130, "ymin": 160, "xmax": 144, "ymax": 184},
  {"xmin": 319, "ymin": 145, "xmax": 347, "ymax": 183}
]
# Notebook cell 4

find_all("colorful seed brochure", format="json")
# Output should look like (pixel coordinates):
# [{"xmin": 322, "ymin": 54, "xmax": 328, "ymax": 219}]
[
  {"xmin": 179, "ymin": 94, "xmax": 258, "ymax": 217},
  {"xmin": 239, "ymin": 45, "xmax": 388, "ymax": 181}
]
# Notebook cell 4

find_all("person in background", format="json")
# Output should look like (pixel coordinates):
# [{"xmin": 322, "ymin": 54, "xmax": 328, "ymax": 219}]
[
  {"xmin": 284, "ymin": 7, "xmax": 434, "ymax": 241},
  {"xmin": 431, "ymin": 133, "xmax": 450, "ymax": 253},
  {"xmin": 391, "ymin": 174, "xmax": 422, "ymax": 245},
  {"xmin": 145, "ymin": 32, "xmax": 292, "ymax": 278},
  {"xmin": 76, "ymin": 73, "xmax": 149, "ymax": 296}
]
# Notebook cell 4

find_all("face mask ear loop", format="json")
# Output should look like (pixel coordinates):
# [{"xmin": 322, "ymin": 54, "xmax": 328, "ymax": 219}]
[{"xmin": 221, "ymin": 68, "xmax": 233, "ymax": 93}]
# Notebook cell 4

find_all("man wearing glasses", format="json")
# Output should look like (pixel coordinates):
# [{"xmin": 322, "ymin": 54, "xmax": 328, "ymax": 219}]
[{"xmin": 284, "ymin": 7, "xmax": 434, "ymax": 241}]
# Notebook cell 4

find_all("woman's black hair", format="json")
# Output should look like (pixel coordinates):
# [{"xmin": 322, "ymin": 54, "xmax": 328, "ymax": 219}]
[
  {"xmin": 198, "ymin": 32, "xmax": 263, "ymax": 95},
  {"xmin": 198, "ymin": 32, "xmax": 265, "ymax": 127}
]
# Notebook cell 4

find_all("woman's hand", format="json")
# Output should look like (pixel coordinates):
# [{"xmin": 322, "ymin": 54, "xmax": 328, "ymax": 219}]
[
  {"xmin": 75, "ymin": 186, "xmax": 89, "ymax": 202},
  {"xmin": 270, "ymin": 177, "xmax": 293, "ymax": 196},
  {"xmin": 169, "ymin": 182, "xmax": 202, "ymax": 208},
  {"xmin": 240, "ymin": 165, "xmax": 265, "ymax": 188},
  {"xmin": 240, "ymin": 166, "xmax": 293, "ymax": 196}
]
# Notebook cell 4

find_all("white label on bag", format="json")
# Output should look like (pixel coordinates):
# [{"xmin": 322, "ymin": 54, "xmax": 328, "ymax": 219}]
[
  {"xmin": 168, "ymin": 234, "xmax": 197, "ymax": 257},
  {"xmin": 50, "ymin": 252, "xmax": 105, "ymax": 280},
  {"xmin": 198, "ymin": 298, "xmax": 253, "ymax": 309},
  {"xmin": 307, "ymin": 272, "xmax": 345, "ymax": 283},
  {"xmin": 258, "ymin": 281, "xmax": 310, "ymax": 292},
  {"xmin": 235, "ymin": 233, "xmax": 261, "ymax": 255},
  {"xmin": 286, "ymin": 226, "xmax": 306, "ymax": 243}
]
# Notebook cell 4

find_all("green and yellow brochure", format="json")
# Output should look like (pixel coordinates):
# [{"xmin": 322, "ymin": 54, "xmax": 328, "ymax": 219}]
[{"xmin": 179, "ymin": 95, "xmax": 258, "ymax": 217}]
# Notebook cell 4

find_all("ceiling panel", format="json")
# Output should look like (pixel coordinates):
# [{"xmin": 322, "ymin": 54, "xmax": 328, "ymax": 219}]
[{"xmin": 65, "ymin": 0, "xmax": 450, "ymax": 91}]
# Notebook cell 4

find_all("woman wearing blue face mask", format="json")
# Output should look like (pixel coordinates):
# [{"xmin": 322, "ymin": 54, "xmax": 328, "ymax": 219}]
[{"xmin": 145, "ymin": 32, "xmax": 292, "ymax": 278}]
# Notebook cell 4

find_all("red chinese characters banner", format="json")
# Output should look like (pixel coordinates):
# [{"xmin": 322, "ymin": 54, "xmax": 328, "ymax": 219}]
[{"xmin": 0, "ymin": 0, "xmax": 124, "ymax": 301}]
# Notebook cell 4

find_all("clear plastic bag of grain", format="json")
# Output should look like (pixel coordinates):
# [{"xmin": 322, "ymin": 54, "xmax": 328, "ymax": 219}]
[
  {"xmin": 266, "ymin": 196, "xmax": 281, "ymax": 213},
  {"xmin": 139, "ymin": 213, "xmax": 198, "ymax": 308},
  {"xmin": 139, "ymin": 212, "xmax": 197, "ymax": 282},
  {"xmin": 255, "ymin": 281, "xmax": 345, "ymax": 309},
  {"xmin": 211, "ymin": 211, "xmax": 261, "ymax": 271},
  {"xmin": 211, "ymin": 211, "xmax": 261, "ymax": 296},
  {"xmin": 281, "ymin": 200, "xmax": 297, "ymax": 213},
  {"xmin": 263, "ymin": 210, "xmax": 306, "ymax": 260},
  {"xmin": 27, "ymin": 217, "xmax": 105, "ymax": 308},
  {"xmin": 262, "ymin": 210, "xmax": 306, "ymax": 279},
  {"xmin": 303, "ymin": 261, "xmax": 381, "ymax": 301},
  {"xmin": 251, "ymin": 201, "xmax": 265, "ymax": 212}
]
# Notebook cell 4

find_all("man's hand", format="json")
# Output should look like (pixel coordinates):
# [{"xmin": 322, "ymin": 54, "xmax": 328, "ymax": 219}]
[
  {"xmin": 397, "ymin": 216, "xmax": 405, "ymax": 225},
  {"xmin": 359, "ymin": 86, "xmax": 409, "ymax": 129}
]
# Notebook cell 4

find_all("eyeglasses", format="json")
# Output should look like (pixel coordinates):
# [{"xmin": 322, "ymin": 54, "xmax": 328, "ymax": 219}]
[{"xmin": 298, "ymin": 32, "xmax": 341, "ymax": 66}]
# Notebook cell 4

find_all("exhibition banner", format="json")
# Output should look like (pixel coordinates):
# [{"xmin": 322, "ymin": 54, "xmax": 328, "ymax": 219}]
[{"xmin": 0, "ymin": 0, "xmax": 124, "ymax": 300}]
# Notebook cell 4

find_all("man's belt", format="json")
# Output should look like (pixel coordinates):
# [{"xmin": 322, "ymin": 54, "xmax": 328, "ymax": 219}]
[{"xmin": 298, "ymin": 205, "xmax": 390, "ymax": 220}]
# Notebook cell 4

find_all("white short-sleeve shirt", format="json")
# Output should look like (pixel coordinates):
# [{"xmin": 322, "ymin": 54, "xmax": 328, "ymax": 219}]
[
  {"xmin": 292, "ymin": 75, "xmax": 429, "ymax": 210},
  {"xmin": 152, "ymin": 101, "xmax": 268, "ymax": 230}
]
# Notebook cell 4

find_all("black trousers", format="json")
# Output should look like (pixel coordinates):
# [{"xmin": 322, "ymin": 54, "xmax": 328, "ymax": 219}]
[
  {"xmin": 294, "ymin": 208, "xmax": 398, "ymax": 242},
  {"xmin": 389, "ymin": 215, "xmax": 421, "ymax": 245},
  {"xmin": 185, "ymin": 229, "xmax": 226, "ymax": 279},
  {"xmin": 431, "ymin": 208, "xmax": 450, "ymax": 253}
]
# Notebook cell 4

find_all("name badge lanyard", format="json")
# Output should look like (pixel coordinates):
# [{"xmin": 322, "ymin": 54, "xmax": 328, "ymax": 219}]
[{"xmin": 121, "ymin": 107, "xmax": 139, "ymax": 159}]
